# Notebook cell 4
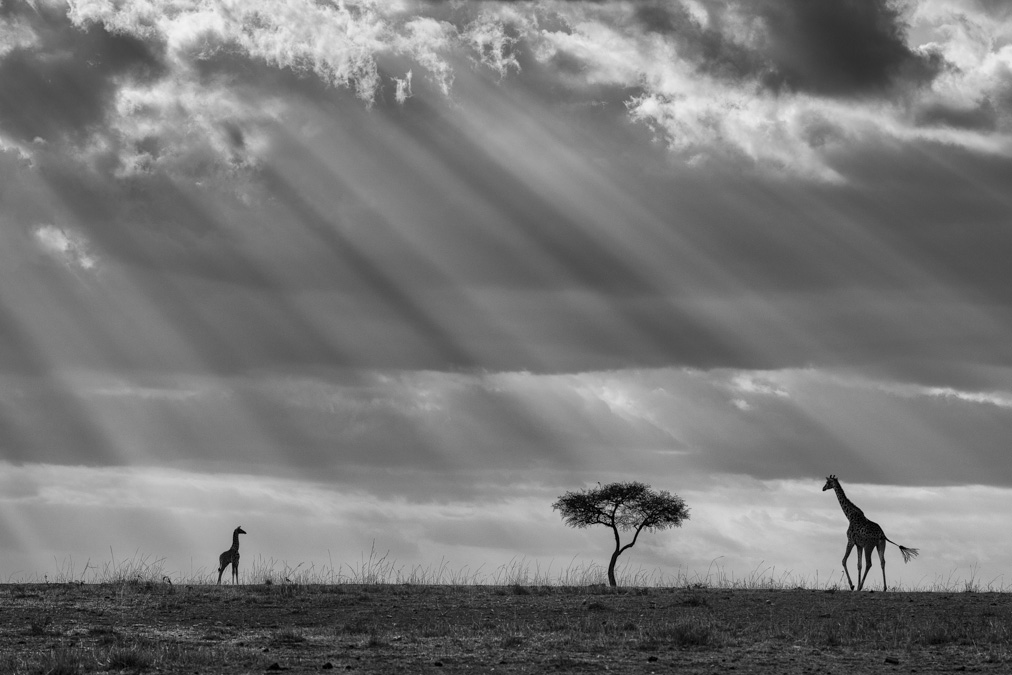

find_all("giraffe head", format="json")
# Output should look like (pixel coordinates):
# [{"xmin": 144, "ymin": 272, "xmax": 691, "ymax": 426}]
[
  {"xmin": 822, "ymin": 475, "xmax": 838, "ymax": 491},
  {"xmin": 235, "ymin": 526, "xmax": 247, "ymax": 535}
]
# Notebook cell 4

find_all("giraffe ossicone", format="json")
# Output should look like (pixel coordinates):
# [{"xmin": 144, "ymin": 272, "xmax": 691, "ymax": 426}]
[
  {"xmin": 217, "ymin": 526, "xmax": 247, "ymax": 585},
  {"xmin": 822, "ymin": 475, "xmax": 918, "ymax": 591}
]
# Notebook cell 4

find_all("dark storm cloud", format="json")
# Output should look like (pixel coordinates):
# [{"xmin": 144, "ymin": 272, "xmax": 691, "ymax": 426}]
[
  {"xmin": 915, "ymin": 99, "xmax": 999, "ymax": 131},
  {"xmin": 753, "ymin": 0, "xmax": 943, "ymax": 95},
  {"xmin": 0, "ymin": 3, "xmax": 164, "ymax": 145},
  {"xmin": 628, "ymin": 0, "xmax": 943, "ymax": 96}
]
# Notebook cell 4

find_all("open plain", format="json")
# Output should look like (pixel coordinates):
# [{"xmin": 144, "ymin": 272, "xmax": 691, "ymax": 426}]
[{"xmin": 1, "ymin": 582, "xmax": 1010, "ymax": 674}]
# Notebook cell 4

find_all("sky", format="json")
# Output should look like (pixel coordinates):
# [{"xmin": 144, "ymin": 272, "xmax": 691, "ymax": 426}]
[{"xmin": 1, "ymin": 0, "xmax": 1012, "ymax": 589}]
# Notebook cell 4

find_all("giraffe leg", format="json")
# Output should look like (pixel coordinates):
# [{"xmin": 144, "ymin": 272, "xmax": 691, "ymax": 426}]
[
  {"xmin": 855, "ymin": 545, "xmax": 864, "ymax": 590},
  {"xmin": 217, "ymin": 565, "xmax": 225, "ymax": 585},
  {"xmin": 841, "ymin": 541, "xmax": 855, "ymax": 590},
  {"xmin": 232, "ymin": 561, "xmax": 239, "ymax": 584},
  {"xmin": 859, "ymin": 546, "xmax": 875, "ymax": 591},
  {"xmin": 878, "ymin": 540, "xmax": 887, "ymax": 591}
]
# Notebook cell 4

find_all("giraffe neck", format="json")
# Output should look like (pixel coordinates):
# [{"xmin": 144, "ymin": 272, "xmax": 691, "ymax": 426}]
[
  {"xmin": 231, "ymin": 531, "xmax": 241, "ymax": 552},
  {"xmin": 832, "ymin": 482, "xmax": 864, "ymax": 522}
]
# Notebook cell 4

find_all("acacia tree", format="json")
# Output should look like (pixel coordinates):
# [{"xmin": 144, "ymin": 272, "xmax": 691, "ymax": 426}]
[{"xmin": 553, "ymin": 481, "xmax": 689, "ymax": 587}]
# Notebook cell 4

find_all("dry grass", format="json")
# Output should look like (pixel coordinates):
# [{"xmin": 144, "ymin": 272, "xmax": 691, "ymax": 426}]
[
  {"xmin": 3, "ymin": 550, "xmax": 1009, "ymax": 673},
  {"xmin": 18, "ymin": 547, "xmax": 1009, "ymax": 594},
  {"xmin": 0, "ymin": 581, "xmax": 1009, "ymax": 674}
]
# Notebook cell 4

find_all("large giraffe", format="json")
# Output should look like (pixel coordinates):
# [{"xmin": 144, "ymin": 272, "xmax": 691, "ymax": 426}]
[
  {"xmin": 822, "ymin": 475, "xmax": 918, "ymax": 591},
  {"xmin": 217, "ymin": 526, "xmax": 246, "ymax": 585}
]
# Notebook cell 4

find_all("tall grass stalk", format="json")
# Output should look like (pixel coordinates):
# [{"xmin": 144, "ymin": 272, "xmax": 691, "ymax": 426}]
[{"xmin": 24, "ymin": 548, "xmax": 1011, "ymax": 592}]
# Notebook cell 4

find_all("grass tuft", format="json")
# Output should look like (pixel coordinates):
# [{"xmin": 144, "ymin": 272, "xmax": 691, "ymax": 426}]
[
  {"xmin": 500, "ymin": 635, "xmax": 525, "ymax": 649},
  {"xmin": 102, "ymin": 644, "xmax": 155, "ymax": 670},
  {"xmin": 38, "ymin": 648, "xmax": 85, "ymax": 675},
  {"xmin": 654, "ymin": 621, "xmax": 715, "ymax": 647},
  {"xmin": 271, "ymin": 628, "xmax": 306, "ymax": 645}
]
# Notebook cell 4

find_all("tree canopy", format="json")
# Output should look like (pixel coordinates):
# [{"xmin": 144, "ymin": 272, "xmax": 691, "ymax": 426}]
[{"xmin": 553, "ymin": 481, "xmax": 689, "ymax": 587}]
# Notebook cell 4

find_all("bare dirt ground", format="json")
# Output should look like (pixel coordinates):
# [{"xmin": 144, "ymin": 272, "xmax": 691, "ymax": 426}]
[{"xmin": 2, "ymin": 582, "xmax": 1009, "ymax": 673}]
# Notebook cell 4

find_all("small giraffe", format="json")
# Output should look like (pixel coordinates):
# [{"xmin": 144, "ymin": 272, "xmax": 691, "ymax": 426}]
[
  {"xmin": 823, "ymin": 475, "xmax": 918, "ymax": 591},
  {"xmin": 217, "ymin": 526, "xmax": 246, "ymax": 585}
]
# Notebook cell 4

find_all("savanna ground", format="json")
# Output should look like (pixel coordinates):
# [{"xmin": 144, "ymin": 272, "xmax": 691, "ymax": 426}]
[{"xmin": 3, "ymin": 575, "xmax": 1011, "ymax": 675}]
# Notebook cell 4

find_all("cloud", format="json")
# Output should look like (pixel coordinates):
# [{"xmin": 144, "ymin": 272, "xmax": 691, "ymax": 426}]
[
  {"xmin": 914, "ymin": 98, "xmax": 999, "ymax": 131},
  {"xmin": 104, "ymin": 76, "xmax": 279, "ymax": 178},
  {"xmin": 32, "ymin": 224, "xmax": 98, "ymax": 270},
  {"xmin": 395, "ymin": 17, "xmax": 454, "ymax": 95},
  {"xmin": 730, "ymin": 373, "xmax": 790, "ymax": 398},
  {"xmin": 528, "ymin": 4, "xmax": 854, "ymax": 178},
  {"xmin": 63, "ymin": 0, "xmax": 520, "ymax": 108},
  {"xmin": 0, "ymin": 2, "xmax": 164, "ymax": 146},
  {"xmin": 908, "ymin": 0, "xmax": 1012, "ymax": 133},
  {"xmin": 461, "ymin": 14, "xmax": 521, "ymax": 78},
  {"xmin": 901, "ymin": 384, "xmax": 1012, "ymax": 409},
  {"xmin": 0, "ymin": 8, "xmax": 38, "ymax": 58},
  {"xmin": 509, "ymin": 1, "xmax": 1011, "ymax": 179},
  {"xmin": 393, "ymin": 69, "xmax": 413, "ymax": 103},
  {"xmin": 0, "ymin": 1, "xmax": 490, "ymax": 176},
  {"xmin": 628, "ymin": 0, "xmax": 941, "ymax": 95},
  {"xmin": 750, "ymin": 0, "xmax": 942, "ymax": 96},
  {"xmin": 87, "ymin": 382, "xmax": 204, "ymax": 402},
  {"xmin": 3, "ymin": 1, "xmax": 1009, "ymax": 184}
]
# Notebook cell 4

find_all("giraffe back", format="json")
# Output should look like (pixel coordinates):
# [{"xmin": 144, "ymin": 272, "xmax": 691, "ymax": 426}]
[
  {"xmin": 847, "ymin": 518, "xmax": 885, "ymax": 546},
  {"xmin": 219, "ymin": 548, "xmax": 238, "ymax": 567}
]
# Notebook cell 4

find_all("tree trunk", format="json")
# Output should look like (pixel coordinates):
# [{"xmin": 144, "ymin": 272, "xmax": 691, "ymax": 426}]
[
  {"xmin": 607, "ymin": 549, "xmax": 620, "ymax": 587},
  {"xmin": 608, "ymin": 526, "xmax": 621, "ymax": 587}
]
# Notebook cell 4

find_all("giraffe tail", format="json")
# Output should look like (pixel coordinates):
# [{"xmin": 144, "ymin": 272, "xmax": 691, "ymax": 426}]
[{"xmin": 887, "ymin": 538, "xmax": 919, "ymax": 563}]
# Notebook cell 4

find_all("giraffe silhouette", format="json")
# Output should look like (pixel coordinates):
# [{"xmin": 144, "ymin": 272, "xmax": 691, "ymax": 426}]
[
  {"xmin": 217, "ymin": 526, "xmax": 246, "ymax": 585},
  {"xmin": 822, "ymin": 475, "xmax": 918, "ymax": 591}
]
